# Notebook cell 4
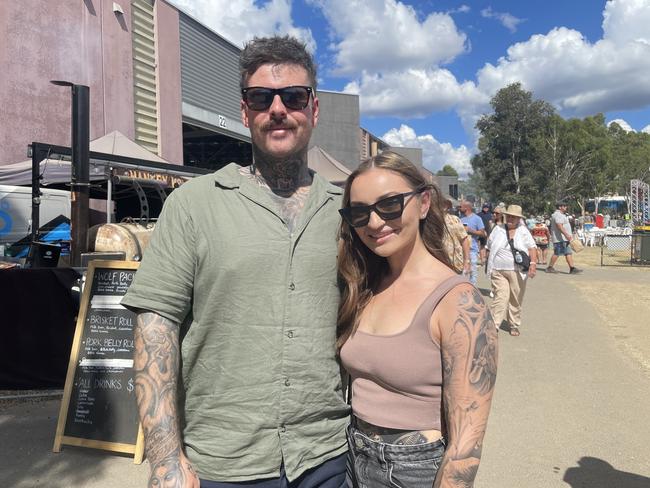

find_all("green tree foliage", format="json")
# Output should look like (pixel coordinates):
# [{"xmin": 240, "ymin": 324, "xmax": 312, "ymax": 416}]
[
  {"xmin": 459, "ymin": 170, "xmax": 489, "ymax": 203},
  {"xmin": 471, "ymin": 83, "xmax": 650, "ymax": 214},
  {"xmin": 607, "ymin": 123, "xmax": 650, "ymax": 193},
  {"xmin": 472, "ymin": 83, "xmax": 555, "ymax": 212},
  {"xmin": 436, "ymin": 164, "xmax": 459, "ymax": 176},
  {"xmin": 532, "ymin": 114, "xmax": 610, "ymax": 212}
]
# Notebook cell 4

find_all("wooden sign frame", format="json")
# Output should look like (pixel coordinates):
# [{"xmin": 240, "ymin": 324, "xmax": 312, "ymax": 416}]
[{"xmin": 53, "ymin": 260, "xmax": 145, "ymax": 464}]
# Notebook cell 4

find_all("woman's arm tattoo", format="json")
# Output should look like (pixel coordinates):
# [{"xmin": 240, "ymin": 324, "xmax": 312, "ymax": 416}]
[
  {"xmin": 435, "ymin": 287, "xmax": 498, "ymax": 488},
  {"xmin": 134, "ymin": 312, "xmax": 188, "ymax": 486}
]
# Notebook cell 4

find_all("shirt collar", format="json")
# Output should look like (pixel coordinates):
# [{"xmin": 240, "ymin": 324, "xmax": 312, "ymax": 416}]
[{"xmin": 212, "ymin": 162, "xmax": 343, "ymax": 197}]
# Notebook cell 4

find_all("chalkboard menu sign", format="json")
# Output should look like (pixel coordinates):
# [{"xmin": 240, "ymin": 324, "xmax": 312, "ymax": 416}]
[{"xmin": 53, "ymin": 261, "xmax": 144, "ymax": 463}]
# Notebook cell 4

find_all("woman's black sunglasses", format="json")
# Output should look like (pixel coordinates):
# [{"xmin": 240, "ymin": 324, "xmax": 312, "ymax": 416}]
[
  {"xmin": 241, "ymin": 86, "xmax": 313, "ymax": 111},
  {"xmin": 339, "ymin": 189, "xmax": 425, "ymax": 228}
]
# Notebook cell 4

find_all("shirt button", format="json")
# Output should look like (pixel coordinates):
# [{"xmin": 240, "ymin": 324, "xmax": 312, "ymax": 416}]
[
  {"xmin": 280, "ymin": 425, "xmax": 287, "ymax": 433},
  {"xmin": 284, "ymin": 378, "xmax": 291, "ymax": 387},
  {"xmin": 289, "ymin": 282, "xmax": 295, "ymax": 291},
  {"xmin": 287, "ymin": 330, "xmax": 294, "ymax": 338}
]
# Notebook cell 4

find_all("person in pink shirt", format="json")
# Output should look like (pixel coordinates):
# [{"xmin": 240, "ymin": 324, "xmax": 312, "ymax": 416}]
[{"xmin": 337, "ymin": 151, "xmax": 498, "ymax": 488}]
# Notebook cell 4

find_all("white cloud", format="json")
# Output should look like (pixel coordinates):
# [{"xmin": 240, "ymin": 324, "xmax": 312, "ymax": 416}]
[
  {"xmin": 449, "ymin": 5, "xmax": 471, "ymax": 14},
  {"xmin": 382, "ymin": 124, "xmax": 472, "ymax": 177},
  {"xmin": 322, "ymin": 0, "xmax": 650, "ymax": 150},
  {"xmin": 608, "ymin": 119, "xmax": 635, "ymax": 132},
  {"xmin": 476, "ymin": 1, "xmax": 650, "ymax": 117},
  {"xmin": 602, "ymin": 0, "xmax": 650, "ymax": 46},
  {"xmin": 480, "ymin": 7, "xmax": 525, "ymax": 33},
  {"xmin": 309, "ymin": 0, "xmax": 467, "ymax": 75},
  {"xmin": 344, "ymin": 69, "xmax": 486, "ymax": 118},
  {"xmin": 167, "ymin": 0, "xmax": 315, "ymax": 50}
]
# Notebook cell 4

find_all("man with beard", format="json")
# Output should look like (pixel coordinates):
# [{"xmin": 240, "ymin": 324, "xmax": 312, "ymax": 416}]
[{"xmin": 122, "ymin": 36, "xmax": 349, "ymax": 487}]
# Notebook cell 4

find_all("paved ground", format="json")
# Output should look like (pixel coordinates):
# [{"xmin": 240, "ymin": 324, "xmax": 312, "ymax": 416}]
[
  {"xmin": 1, "ymin": 259, "xmax": 649, "ymax": 487},
  {"xmin": 477, "ymin": 262, "xmax": 650, "ymax": 488}
]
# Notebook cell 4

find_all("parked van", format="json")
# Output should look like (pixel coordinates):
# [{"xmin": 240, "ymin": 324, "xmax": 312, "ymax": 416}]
[{"xmin": 0, "ymin": 185, "xmax": 71, "ymax": 248}]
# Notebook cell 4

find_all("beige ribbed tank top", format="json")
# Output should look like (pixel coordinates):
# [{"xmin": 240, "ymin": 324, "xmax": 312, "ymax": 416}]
[{"xmin": 340, "ymin": 275, "xmax": 469, "ymax": 431}]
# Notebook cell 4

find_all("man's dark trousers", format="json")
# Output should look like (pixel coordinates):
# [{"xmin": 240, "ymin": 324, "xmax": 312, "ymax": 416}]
[{"xmin": 200, "ymin": 452, "xmax": 348, "ymax": 488}]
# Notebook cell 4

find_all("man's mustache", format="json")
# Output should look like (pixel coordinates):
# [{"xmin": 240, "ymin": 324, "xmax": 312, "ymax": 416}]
[{"xmin": 263, "ymin": 121, "xmax": 297, "ymax": 131}]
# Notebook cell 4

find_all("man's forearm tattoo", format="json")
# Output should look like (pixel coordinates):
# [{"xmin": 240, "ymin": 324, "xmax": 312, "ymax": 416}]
[
  {"xmin": 133, "ymin": 312, "xmax": 186, "ymax": 483},
  {"xmin": 435, "ymin": 288, "xmax": 498, "ymax": 488}
]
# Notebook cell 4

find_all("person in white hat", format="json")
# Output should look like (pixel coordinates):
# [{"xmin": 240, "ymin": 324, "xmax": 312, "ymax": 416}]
[{"xmin": 486, "ymin": 204, "xmax": 538, "ymax": 336}]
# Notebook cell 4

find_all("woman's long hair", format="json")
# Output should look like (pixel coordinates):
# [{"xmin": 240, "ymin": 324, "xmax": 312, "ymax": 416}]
[{"xmin": 337, "ymin": 151, "xmax": 453, "ymax": 348}]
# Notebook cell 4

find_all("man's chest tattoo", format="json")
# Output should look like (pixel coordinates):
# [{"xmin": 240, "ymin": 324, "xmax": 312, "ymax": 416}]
[
  {"xmin": 240, "ymin": 166, "xmax": 311, "ymax": 233},
  {"xmin": 269, "ymin": 189, "xmax": 310, "ymax": 233}
]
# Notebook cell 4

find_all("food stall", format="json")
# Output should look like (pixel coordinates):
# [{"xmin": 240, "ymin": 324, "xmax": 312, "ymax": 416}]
[{"xmin": 0, "ymin": 132, "xmax": 209, "ymax": 388}]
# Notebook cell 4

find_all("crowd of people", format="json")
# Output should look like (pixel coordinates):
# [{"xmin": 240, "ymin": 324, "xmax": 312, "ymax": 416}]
[
  {"xmin": 443, "ymin": 200, "xmax": 583, "ymax": 337},
  {"xmin": 120, "ymin": 35, "xmax": 583, "ymax": 488}
]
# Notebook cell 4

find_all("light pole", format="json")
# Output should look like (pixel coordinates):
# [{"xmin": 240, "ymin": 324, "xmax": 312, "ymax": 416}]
[{"xmin": 51, "ymin": 81, "xmax": 90, "ymax": 267}]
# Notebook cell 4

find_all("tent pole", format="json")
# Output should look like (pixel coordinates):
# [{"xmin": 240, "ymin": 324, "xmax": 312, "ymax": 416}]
[
  {"xmin": 107, "ymin": 169, "xmax": 112, "ymax": 224},
  {"xmin": 30, "ymin": 143, "xmax": 42, "ymax": 243}
]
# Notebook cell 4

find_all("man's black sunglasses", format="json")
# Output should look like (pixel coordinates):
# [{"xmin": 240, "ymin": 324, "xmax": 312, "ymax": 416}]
[
  {"xmin": 241, "ymin": 86, "xmax": 313, "ymax": 111},
  {"xmin": 339, "ymin": 189, "xmax": 425, "ymax": 228}
]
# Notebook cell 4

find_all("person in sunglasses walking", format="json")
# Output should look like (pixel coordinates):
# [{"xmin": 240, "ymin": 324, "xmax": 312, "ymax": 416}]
[
  {"xmin": 122, "ymin": 36, "xmax": 350, "ymax": 487},
  {"xmin": 459, "ymin": 201, "xmax": 486, "ymax": 285},
  {"xmin": 337, "ymin": 152, "xmax": 498, "ymax": 488}
]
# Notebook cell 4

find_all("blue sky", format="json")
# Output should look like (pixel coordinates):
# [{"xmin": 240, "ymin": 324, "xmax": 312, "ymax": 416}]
[{"xmin": 169, "ymin": 0, "xmax": 650, "ymax": 176}]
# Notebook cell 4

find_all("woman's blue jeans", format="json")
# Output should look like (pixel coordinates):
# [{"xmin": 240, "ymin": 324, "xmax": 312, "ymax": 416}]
[{"xmin": 346, "ymin": 425, "xmax": 445, "ymax": 488}]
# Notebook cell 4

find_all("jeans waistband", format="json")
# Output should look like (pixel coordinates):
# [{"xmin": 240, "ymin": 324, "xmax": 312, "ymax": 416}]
[{"xmin": 347, "ymin": 424, "xmax": 446, "ymax": 462}]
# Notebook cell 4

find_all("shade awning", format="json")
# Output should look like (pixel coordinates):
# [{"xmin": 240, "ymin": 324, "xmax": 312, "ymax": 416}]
[
  {"xmin": 307, "ymin": 146, "xmax": 352, "ymax": 185},
  {"xmin": 0, "ymin": 131, "xmax": 180, "ymax": 186}
]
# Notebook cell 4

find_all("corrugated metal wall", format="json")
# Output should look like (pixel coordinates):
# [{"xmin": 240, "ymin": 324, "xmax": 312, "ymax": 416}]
[
  {"xmin": 132, "ymin": 0, "xmax": 159, "ymax": 154},
  {"xmin": 178, "ymin": 13, "xmax": 241, "ymax": 123}
]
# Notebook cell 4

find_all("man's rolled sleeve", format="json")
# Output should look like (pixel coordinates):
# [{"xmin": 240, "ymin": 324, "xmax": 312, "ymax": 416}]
[{"xmin": 121, "ymin": 190, "xmax": 196, "ymax": 324}]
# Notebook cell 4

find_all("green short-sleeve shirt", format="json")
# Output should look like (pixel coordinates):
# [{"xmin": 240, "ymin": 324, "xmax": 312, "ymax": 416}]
[{"xmin": 121, "ymin": 163, "xmax": 349, "ymax": 482}]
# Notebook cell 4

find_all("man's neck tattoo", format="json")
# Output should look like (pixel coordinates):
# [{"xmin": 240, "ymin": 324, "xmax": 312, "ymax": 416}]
[{"xmin": 249, "ymin": 148, "xmax": 312, "ymax": 197}]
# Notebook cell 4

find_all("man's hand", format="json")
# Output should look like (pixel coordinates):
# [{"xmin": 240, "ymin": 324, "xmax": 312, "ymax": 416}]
[
  {"xmin": 528, "ymin": 263, "xmax": 537, "ymax": 278},
  {"xmin": 463, "ymin": 261, "xmax": 471, "ymax": 275},
  {"xmin": 149, "ymin": 454, "xmax": 200, "ymax": 488}
]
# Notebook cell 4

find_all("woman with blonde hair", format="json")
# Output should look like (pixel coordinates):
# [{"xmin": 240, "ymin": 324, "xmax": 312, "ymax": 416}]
[{"xmin": 337, "ymin": 151, "xmax": 498, "ymax": 487}]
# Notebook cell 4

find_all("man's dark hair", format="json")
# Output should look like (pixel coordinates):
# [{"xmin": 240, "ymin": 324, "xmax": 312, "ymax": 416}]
[
  {"xmin": 239, "ymin": 35, "xmax": 317, "ymax": 90},
  {"xmin": 556, "ymin": 201, "xmax": 568, "ymax": 208}
]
